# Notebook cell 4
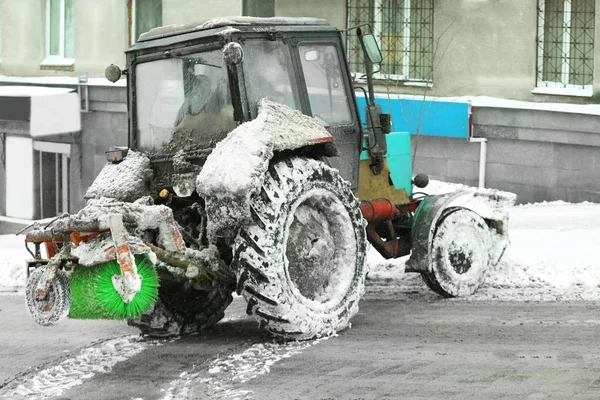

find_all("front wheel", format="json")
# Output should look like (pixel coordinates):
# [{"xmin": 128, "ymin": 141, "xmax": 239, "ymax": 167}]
[
  {"xmin": 233, "ymin": 158, "xmax": 367, "ymax": 340},
  {"xmin": 421, "ymin": 208, "xmax": 491, "ymax": 297},
  {"xmin": 25, "ymin": 266, "xmax": 71, "ymax": 326}
]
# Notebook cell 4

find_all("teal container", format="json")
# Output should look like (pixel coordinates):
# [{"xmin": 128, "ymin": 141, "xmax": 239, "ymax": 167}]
[{"xmin": 360, "ymin": 132, "xmax": 413, "ymax": 196}]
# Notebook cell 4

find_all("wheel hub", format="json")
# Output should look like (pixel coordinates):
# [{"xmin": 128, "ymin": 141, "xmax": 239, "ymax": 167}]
[
  {"xmin": 447, "ymin": 241, "xmax": 474, "ymax": 274},
  {"xmin": 285, "ymin": 188, "xmax": 356, "ymax": 305}
]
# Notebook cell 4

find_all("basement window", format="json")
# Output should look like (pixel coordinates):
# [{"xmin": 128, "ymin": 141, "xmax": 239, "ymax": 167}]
[{"xmin": 534, "ymin": 0, "xmax": 595, "ymax": 97}]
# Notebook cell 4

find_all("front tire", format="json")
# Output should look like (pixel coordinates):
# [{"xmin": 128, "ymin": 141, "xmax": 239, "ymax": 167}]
[
  {"xmin": 25, "ymin": 266, "xmax": 71, "ymax": 326},
  {"xmin": 233, "ymin": 158, "xmax": 367, "ymax": 340},
  {"xmin": 421, "ymin": 208, "xmax": 491, "ymax": 297}
]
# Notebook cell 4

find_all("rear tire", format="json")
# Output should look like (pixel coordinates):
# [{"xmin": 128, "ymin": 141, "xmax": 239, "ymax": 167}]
[
  {"xmin": 421, "ymin": 208, "xmax": 491, "ymax": 297},
  {"xmin": 128, "ymin": 275, "xmax": 233, "ymax": 337},
  {"xmin": 232, "ymin": 158, "xmax": 367, "ymax": 340}
]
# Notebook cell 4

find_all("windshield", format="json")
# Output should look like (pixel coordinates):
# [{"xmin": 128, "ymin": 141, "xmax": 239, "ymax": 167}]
[
  {"xmin": 135, "ymin": 49, "xmax": 236, "ymax": 153},
  {"xmin": 242, "ymin": 40, "xmax": 300, "ymax": 118}
]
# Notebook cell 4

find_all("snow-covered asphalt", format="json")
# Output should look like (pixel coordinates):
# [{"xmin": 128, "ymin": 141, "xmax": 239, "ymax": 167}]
[{"xmin": 0, "ymin": 201, "xmax": 599, "ymax": 399}]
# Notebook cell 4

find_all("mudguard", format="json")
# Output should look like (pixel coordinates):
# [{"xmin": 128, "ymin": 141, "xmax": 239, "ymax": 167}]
[
  {"xmin": 405, "ymin": 189, "xmax": 517, "ymax": 273},
  {"xmin": 196, "ymin": 99, "xmax": 334, "ymax": 239}
]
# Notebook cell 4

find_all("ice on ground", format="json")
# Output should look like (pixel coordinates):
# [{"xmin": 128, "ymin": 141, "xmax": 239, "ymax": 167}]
[
  {"xmin": 162, "ymin": 337, "xmax": 326, "ymax": 400},
  {"xmin": 3, "ymin": 335, "xmax": 156, "ymax": 400}
]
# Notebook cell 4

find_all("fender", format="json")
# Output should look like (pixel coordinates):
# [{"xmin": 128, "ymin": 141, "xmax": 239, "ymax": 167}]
[
  {"xmin": 405, "ymin": 189, "xmax": 517, "ymax": 273},
  {"xmin": 196, "ymin": 99, "xmax": 334, "ymax": 239}
]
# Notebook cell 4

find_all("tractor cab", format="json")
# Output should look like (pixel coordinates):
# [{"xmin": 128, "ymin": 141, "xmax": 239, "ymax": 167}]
[{"xmin": 106, "ymin": 17, "xmax": 363, "ymax": 189}]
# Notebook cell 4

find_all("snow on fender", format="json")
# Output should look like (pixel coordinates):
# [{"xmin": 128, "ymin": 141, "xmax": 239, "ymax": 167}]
[{"xmin": 196, "ymin": 99, "xmax": 333, "ymax": 239}]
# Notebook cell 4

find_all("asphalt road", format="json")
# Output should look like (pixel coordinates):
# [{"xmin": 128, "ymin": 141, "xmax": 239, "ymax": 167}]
[{"xmin": 1, "ymin": 291, "xmax": 600, "ymax": 400}]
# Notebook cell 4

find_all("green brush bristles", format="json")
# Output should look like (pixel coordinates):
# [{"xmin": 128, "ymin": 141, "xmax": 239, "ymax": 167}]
[{"xmin": 69, "ymin": 257, "xmax": 159, "ymax": 320}]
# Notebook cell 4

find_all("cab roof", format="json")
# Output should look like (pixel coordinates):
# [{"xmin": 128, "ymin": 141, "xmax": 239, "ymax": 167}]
[{"xmin": 138, "ymin": 16, "xmax": 332, "ymax": 42}]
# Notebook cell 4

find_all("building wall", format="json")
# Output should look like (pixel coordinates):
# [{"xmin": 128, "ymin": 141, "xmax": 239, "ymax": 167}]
[
  {"xmin": 276, "ymin": 0, "xmax": 346, "ymax": 30},
  {"xmin": 75, "ymin": 85, "xmax": 129, "ymax": 211},
  {"xmin": 72, "ymin": 0, "xmax": 129, "ymax": 74},
  {"xmin": 412, "ymin": 106, "xmax": 600, "ymax": 204},
  {"xmin": 432, "ymin": 0, "xmax": 538, "ymax": 101},
  {"xmin": 369, "ymin": 0, "xmax": 600, "ymax": 104},
  {"xmin": 0, "ymin": 0, "xmax": 128, "ymax": 78},
  {"xmin": 2, "ymin": 0, "xmax": 600, "ymax": 103},
  {"xmin": 0, "ymin": 1, "xmax": 46, "ymax": 76},
  {"xmin": 163, "ymin": 0, "xmax": 242, "ymax": 25}
]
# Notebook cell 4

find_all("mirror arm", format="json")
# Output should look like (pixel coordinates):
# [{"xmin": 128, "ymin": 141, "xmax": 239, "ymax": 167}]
[
  {"xmin": 357, "ymin": 28, "xmax": 387, "ymax": 175},
  {"xmin": 357, "ymin": 28, "xmax": 376, "ymax": 107}
]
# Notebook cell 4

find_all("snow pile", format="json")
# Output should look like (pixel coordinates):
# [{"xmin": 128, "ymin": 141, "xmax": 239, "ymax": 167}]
[
  {"xmin": 0, "ymin": 234, "xmax": 28, "ymax": 290},
  {"xmin": 479, "ymin": 202, "xmax": 600, "ymax": 301},
  {"xmin": 162, "ymin": 337, "xmax": 326, "ymax": 400},
  {"xmin": 196, "ymin": 99, "xmax": 332, "ymax": 237},
  {"xmin": 3, "ymin": 335, "xmax": 156, "ymax": 399},
  {"xmin": 84, "ymin": 150, "xmax": 152, "ymax": 202}
]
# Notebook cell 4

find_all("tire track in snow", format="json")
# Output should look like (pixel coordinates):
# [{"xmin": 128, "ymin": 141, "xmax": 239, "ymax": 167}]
[
  {"xmin": 2, "ymin": 335, "xmax": 157, "ymax": 400},
  {"xmin": 162, "ymin": 336, "xmax": 330, "ymax": 400}
]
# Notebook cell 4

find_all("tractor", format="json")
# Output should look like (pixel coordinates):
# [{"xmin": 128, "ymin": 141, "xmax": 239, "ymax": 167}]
[{"xmin": 21, "ymin": 17, "xmax": 515, "ymax": 340}]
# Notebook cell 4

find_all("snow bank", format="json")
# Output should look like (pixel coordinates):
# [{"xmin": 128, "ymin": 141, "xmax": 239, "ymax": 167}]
[{"xmin": 0, "ymin": 234, "xmax": 28, "ymax": 290}]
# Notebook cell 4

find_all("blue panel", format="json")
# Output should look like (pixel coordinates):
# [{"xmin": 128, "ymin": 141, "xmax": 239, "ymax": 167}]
[{"xmin": 355, "ymin": 93, "xmax": 470, "ymax": 139}]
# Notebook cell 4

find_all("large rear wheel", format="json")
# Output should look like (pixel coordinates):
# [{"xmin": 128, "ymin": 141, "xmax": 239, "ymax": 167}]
[
  {"xmin": 421, "ymin": 208, "xmax": 491, "ymax": 297},
  {"xmin": 233, "ymin": 157, "xmax": 367, "ymax": 340}
]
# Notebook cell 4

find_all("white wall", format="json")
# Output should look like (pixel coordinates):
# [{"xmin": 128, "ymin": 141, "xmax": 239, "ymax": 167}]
[
  {"xmin": 163, "ymin": 0, "xmax": 242, "ymax": 25},
  {"xmin": 5, "ymin": 136, "xmax": 33, "ymax": 219}
]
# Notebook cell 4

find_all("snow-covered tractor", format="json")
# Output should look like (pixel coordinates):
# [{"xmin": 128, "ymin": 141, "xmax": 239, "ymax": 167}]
[{"xmin": 21, "ymin": 17, "xmax": 515, "ymax": 339}]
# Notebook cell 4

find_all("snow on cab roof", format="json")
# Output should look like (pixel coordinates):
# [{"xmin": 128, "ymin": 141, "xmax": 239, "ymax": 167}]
[{"xmin": 138, "ymin": 16, "xmax": 330, "ymax": 42}]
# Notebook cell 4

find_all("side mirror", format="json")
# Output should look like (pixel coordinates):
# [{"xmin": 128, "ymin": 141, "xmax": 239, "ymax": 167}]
[
  {"xmin": 105, "ymin": 64, "xmax": 123, "ymax": 83},
  {"xmin": 360, "ymin": 34, "xmax": 382, "ymax": 64}
]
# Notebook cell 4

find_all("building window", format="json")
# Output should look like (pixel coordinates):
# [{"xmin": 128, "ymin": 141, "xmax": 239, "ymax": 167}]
[
  {"xmin": 346, "ymin": 0, "xmax": 434, "ymax": 84},
  {"xmin": 129, "ymin": 0, "xmax": 162, "ymax": 45},
  {"xmin": 43, "ymin": 0, "xmax": 74, "ymax": 66},
  {"xmin": 536, "ymin": 0, "xmax": 595, "ymax": 96},
  {"xmin": 0, "ymin": 1, "xmax": 3, "ymax": 63},
  {"xmin": 33, "ymin": 141, "xmax": 71, "ymax": 219}
]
